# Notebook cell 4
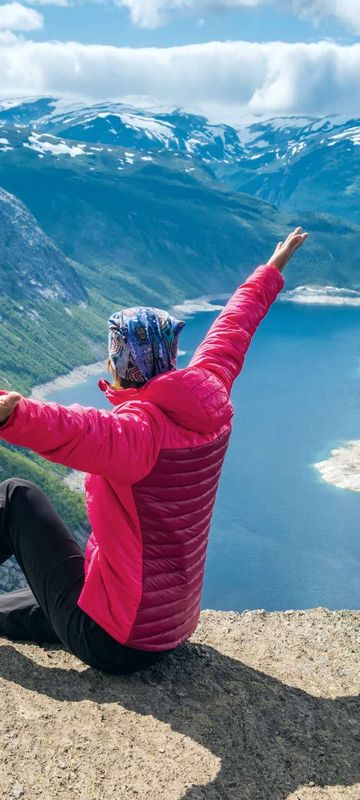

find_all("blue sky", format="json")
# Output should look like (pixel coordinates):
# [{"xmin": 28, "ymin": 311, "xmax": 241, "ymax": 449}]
[
  {"xmin": 25, "ymin": 3, "xmax": 359, "ymax": 48},
  {"xmin": 0, "ymin": 1, "xmax": 359, "ymax": 123}
]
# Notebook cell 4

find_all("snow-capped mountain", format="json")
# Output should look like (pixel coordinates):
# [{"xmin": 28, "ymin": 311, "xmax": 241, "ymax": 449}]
[
  {"xmin": 1, "ymin": 97, "xmax": 359, "ymax": 224},
  {"xmin": 218, "ymin": 115, "xmax": 360, "ymax": 222},
  {"xmin": 0, "ymin": 97, "xmax": 244, "ymax": 162},
  {"xmin": 237, "ymin": 114, "xmax": 360, "ymax": 163},
  {"xmin": 1, "ymin": 97, "xmax": 358, "ymax": 169},
  {"xmin": 0, "ymin": 97, "xmax": 359, "ymax": 295}
]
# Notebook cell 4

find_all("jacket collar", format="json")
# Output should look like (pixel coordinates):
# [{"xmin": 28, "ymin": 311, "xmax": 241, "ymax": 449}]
[
  {"xmin": 98, "ymin": 369, "xmax": 233, "ymax": 435},
  {"xmin": 98, "ymin": 378, "xmax": 143, "ymax": 406}
]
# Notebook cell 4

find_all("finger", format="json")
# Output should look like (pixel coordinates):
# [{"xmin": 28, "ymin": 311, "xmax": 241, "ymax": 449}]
[
  {"xmin": 286, "ymin": 227, "xmax": 303, "ymax": 244},
  {"xmin": 292, "ymin": 233, "xmax": 309, "ymax": 252},
  {"xmin": 284, "ymin": 236, "xmax": 301, "ymax": 253},
  {"xmin": 295, "ymin": 232, "xmax": 309, "ymax": 245},
  {"xmin": 275, "ymin": 241, "xmax": 283, "ymax": 252}
]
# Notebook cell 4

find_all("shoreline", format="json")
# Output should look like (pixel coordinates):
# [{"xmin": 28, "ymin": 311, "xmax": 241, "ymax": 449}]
[
  {"xmin": 29, "ymin": 284, "xmax": 360, "ymax": 401},
  {"xmin": 280, "ymin": 285, "xmax": 360, "ymax": 306},
  {"xmin": 29, "ymin": 359, "xmax": 107, "ymax": 401},
  {"xmin": 173, "ymin": 285, "xmax": 360, "ymax": 316},
  {"xmin": 172, "ymin": 295, "xmax": 228, "ymax": 316}
]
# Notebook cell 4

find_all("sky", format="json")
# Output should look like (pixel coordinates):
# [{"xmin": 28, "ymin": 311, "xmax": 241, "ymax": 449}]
[{"xmin": 0, "ymin": 0, "xmax": 360, "ymax": 123}]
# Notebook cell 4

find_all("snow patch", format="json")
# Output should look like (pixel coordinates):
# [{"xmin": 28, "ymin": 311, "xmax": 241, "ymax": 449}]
[
  {"xmin": 0, "ymin": 136, "xmax": 13, "ymax": 151},
  {"xmin": 289, "ymin": 141, "xmax": 307, "ymax": 156},
  {"xmin": 119, "ymin": 113, "xmax": 175, "ymax": 144},
  {"xmin": 24, "ymin": 133, "xmax": 90, "ymax": 158},
  {"xmin": 329, "ymin": 127, "xmax": 360, "ymax": 147},
  {"xmin": 185, "ymin": 138, "xmax": 204, "ymax": 153}
]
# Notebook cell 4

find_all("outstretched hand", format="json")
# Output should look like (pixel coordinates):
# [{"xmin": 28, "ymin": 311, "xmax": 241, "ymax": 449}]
[
  {"xmin": 267, "ymin": 227, "xmax": 309, "ymax": 273},
  {"xmin": 0, "ymin": 392, "xmax": 22, "ymax": 424}
]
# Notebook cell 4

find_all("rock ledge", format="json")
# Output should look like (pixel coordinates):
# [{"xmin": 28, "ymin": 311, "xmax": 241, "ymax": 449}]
[{"xmin": 1, "ymin": 608, "xmax": 359, "ymax": 799}]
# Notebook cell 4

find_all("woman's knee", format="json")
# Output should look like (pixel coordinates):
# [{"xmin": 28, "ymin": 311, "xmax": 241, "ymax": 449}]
[
  {"xmin": 0, "ymin": 477, "xmax": 38, "ymax": 491},
  {"xmin": 0, "ymin": 478, "xmax": 41, "ymax": 509}
]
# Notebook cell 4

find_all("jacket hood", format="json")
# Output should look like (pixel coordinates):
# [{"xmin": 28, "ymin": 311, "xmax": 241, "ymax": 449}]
[{"xmin": 98, "ymin": 367, "xmax": 233, "ymax": 435}]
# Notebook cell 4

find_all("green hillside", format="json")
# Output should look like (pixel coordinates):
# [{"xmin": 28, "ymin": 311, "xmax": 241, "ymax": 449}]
[{"xmin": 0, "ymin": 443, "xmax": 87, "ymax": 540}]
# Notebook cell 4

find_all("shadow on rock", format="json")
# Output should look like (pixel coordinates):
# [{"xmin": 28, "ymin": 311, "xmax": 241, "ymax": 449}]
[{"xmin": 0, "ymin": 641, "xmax": 359, "ymax": 799}]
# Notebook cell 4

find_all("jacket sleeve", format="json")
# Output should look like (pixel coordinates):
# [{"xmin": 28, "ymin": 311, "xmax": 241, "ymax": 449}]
[
  {"xmin": 0, "ymin": 396, "xmax": 163, "ymax": 484},
  {"xmin": 189, "ymin": 264, "xmax": 284, "ymax": 392}
]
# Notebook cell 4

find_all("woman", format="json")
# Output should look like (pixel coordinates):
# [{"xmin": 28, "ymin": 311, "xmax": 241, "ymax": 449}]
[{"xmin": 0, "ymin": 227, "xmax": 308, "ymax": 674}]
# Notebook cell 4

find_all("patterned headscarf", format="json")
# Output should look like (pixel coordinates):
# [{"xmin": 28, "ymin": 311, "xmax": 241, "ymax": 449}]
[{"xmin": 108, "ymin": 307, "xmax": 185, "ymax": 385}]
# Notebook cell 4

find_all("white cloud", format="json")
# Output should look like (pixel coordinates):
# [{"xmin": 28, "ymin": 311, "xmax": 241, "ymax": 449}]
[
  {"xmin": 0, "ymin": 3, "xmax": 43, "ymax": 30},
  {"xmin": 0, "ymin": 39, "xmax": 360, "ymax": 123},
  {"xmin": 0, "ymin": 29, "xmax": 20, "ymax": 43},
  {"xmin": 292, "ymin": 0, "xmax": 359, "ymax": 30},
  {"xmin": 22, "ymin": 0, "xmax": 69, "ymax": 6},
  {"xmin": 115, "ymin": 0, "xmax": 187, "ymax": 28},
  {"xmin": 115, "ymin": 0, "xmax": 360, "ymax": 32},
  {"xmin": 291, "ymin": 0, "xmax": 360, "ymax": 32}
]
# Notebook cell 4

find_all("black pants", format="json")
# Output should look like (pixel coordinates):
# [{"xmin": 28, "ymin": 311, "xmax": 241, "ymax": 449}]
[{"xmin": 0, "ymin": 478, "xmax": 167, "ymax": 674}]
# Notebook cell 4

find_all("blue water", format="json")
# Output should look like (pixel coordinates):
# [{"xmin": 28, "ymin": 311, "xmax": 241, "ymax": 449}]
[{"xmin": 47, "ymin": 301, "xmax": 360, "ymax": 612}]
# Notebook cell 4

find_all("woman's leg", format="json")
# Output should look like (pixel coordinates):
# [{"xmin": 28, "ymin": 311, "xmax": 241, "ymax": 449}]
[
  {"xmin": 0, "ymin": 477, "xmax": 84, "ymax": 648},
  {"xmin": 0, "ymin": 478, "xmax": 167, "ymax": 674},
  {"xmin": 0, "ymin": 586, "xmax": 61, "ymax": 644}
]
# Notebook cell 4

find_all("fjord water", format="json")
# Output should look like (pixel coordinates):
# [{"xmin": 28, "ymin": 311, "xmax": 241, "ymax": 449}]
[{"xmin": 47, "ymin": 301, "xmax": 360, "ymax": 612}]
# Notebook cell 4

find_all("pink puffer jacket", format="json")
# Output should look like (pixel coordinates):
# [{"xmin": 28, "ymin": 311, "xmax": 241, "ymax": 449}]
[{"xmin": 0, "ymin": 264, "xmax": 283, "ymax": 650}]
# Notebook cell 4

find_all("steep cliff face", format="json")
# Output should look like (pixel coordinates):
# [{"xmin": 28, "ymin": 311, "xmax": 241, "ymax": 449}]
[
  {"xmin": 0, "ymin": 609, "xmax": 358, "ymax": 799},
  {"xmin": 0, "ymin": 187, "xmax": 87, "ymax": 304}
]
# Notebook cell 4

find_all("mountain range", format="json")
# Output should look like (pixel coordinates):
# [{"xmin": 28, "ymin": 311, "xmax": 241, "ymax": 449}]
[
  {"xmin": 1, "ymin": 97, "xmax": 358, "ymax": 217},
  {"xmin": 0, "ymin": 101, "xmax": 359, "ymax": 365}
]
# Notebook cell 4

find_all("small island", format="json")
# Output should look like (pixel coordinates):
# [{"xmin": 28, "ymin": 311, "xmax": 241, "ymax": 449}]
[{"xmin": 315, "ymin": 441, "xmax": 360, "ymax": 492}]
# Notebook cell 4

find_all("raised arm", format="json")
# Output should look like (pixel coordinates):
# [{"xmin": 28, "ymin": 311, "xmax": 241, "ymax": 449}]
[
  {"xmin": 0, "ymin": 394, "xmax": 163, "ymax": 484},
  {"xmin": 190, "ymin": 227, "xmax": 309, "ymax": 393}
]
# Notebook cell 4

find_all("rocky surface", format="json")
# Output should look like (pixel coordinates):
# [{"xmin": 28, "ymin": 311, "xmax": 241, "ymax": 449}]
[
  {"xmin": 0, "ymin": 608, "xmax": 359, "ymax": 799},
  {"xmin": 0, "ymin": 187, "xmax": 86, "ymax": 303}
]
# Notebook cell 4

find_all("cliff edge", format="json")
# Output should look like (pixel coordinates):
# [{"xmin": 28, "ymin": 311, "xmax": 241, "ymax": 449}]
[{"xmin": 1, "ymin": 608, "xmax": 359, "ymax": 799}]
